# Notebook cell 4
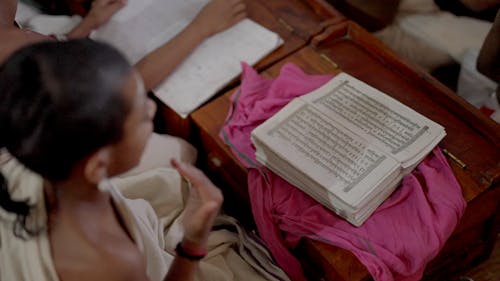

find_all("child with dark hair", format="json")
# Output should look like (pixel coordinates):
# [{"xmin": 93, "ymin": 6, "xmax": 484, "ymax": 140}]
[{"xmin": 0, "ymin": 40, "xmax": 288, "ymax": 281}]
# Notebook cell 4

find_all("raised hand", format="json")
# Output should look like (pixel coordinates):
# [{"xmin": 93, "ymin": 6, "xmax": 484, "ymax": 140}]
[
  {"xmin": 191, "ymin": 0, "xmax": 247, "ymax": 39},
  {"xmin": 67, "ymin": 0, "xmax": 126, "ymax": 38},
  {"xmin": 171, "ymin": 159, "xmax": 223, "ymax": 250},
  {"xmin": 84, "ymin": 0, "xmax": 127, "ymax": 30}
]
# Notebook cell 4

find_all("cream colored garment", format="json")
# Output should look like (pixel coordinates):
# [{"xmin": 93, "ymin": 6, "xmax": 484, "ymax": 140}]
[
  {"xmin": 0, "ymin": 158, "xmax": 286, "ymax": 281},
  {"xmin": 112, "ymin": 170, "xmax": 288, "ymax": 281},
  {"xmin": 125, "ymin": 133, "xmax": 198, "ymax": 176},
  {"xmin": 399, "ymin": 12, "xmax": 492, "ymax": 62},
  {"xmin": 374, "ymin": 0, "xmax": 451, "ymax": 72},
  {"xmin": 374, "ymin": 0, "xmax": 492, "ymax": 72},
  {"xmin": 112, "ymin": 168, "xmax": 280, "ymax": 281},
  {"xmin": 0, "ymin": 157, "xmax": 59, "ymax": 281}
]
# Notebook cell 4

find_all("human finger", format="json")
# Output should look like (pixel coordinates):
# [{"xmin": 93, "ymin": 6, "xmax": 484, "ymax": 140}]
[
  {"xmin": 183, "ymin": 201, "xmax": 220, "ymax": 245},
  {"xmin": 196, "ymin": 201, "xmax": 220, "ymax": 227},
  {"xmin": 93, "ymin": 0, "xmax": 126, "ymax": 8},
  {"xmin": 232, "ymin": 2, "xmax": 246, "ymax": 13},
  {"xmin": 231, "ymin": 11, "xmax": 247, "ymax": 25},
  {"xmin": 104, "ymin": 1, "xmax": 126, "ymax": 14},
  {"xmin": 228, "ymin": 0, "xmax": 244, "ymax": 6},
  {"xmin": 171, "ymin": 159, "xmax": 210, "ymax": 186}
]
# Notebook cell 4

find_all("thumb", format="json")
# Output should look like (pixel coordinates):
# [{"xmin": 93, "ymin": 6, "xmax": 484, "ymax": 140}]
[
  {"xmin": 184, "ymin": 201, "xmax": 220, "ymax": 244},
  {"xmin": 106, "ymin": 1, "xmax": 126, "ymax": 12},
  {"xmin": 196, "ymin": 201, "xmax": 220, "ymax": 228}
]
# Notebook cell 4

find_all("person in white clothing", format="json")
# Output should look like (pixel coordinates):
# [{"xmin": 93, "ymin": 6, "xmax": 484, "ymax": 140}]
[{"xmin": 0, "ymin": 39, "xmax": 288, "ymax": 281}]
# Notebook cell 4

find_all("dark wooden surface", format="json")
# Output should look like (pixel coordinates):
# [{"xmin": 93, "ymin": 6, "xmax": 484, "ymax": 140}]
[
  {"xmin": 190, "ymin": 21, "xmax": 500, "ymax": 281},
  {"xmin": 325, "ymin": 0, "xmax": 401, "ymax": 31},
  {"xmin": 464, "ymin": 233, "xmax": 500, "ymax": 281}
]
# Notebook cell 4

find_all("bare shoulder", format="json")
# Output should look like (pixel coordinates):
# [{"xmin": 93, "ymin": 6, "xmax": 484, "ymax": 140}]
[{"xmin": 0, "ymin": 27, "xmax": 50, "ymax": 63}]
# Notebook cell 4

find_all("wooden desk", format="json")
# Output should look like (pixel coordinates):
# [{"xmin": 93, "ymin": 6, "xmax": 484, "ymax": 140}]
[
  {"xmin": 325, "ymin": 0, "xmax": 400, "ymax": 31},
  {"xmin": 153, "ymin": 0, "xmax": 344, "ymax": 139},
  {"xmin": 191, "ymin": 21, "xmax": 500, "ymax": 281}
]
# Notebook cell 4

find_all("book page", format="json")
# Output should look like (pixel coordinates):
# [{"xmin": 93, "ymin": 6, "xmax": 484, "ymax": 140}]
[
  {"xmin": 301, "ymin": 73, "xmax": 445, "ymax": 168},
  {"xmin": 91, "ymin": 0, "xmax": 283, "ymax": 118},
  {"xmin": 252, "ymin": 99, "xmax": 400, "ymax": 207}
]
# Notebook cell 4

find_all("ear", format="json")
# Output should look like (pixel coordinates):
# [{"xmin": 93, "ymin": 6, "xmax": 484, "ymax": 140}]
[{"xmin": 84, "ymin": 148, "xmax": 111, "ymax": 184}]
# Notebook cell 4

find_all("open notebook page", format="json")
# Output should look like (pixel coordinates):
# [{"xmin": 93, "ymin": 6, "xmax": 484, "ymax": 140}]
[
  {"xmin": 91, "ymin": 0, "xmax": 283, "ymax": 118},
  {"xmin": 153, "ymin": 19, "xmax": 283, "ymax": 117}
]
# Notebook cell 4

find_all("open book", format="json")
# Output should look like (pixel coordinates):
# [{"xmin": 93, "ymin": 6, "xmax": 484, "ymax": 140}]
[
  {"xmin": 91, "ymin": 0, "xmax": 283, "ymax": 118},
  {"xmin": 251, "ymin": 73, "xmax": 446, "ymax": 226}
]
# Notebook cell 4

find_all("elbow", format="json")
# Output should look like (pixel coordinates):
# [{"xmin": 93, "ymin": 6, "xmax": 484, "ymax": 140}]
[
  {"xmin": 476, "ymin": 58, "xmax": 500, "ymax": 82},
  {"xmin": 476, "ymin": 58, "xmax": 491, "ymax": 77},
  {"xmin": 476, "ymin": 10, "xmax": 500, "ymax": 82}
]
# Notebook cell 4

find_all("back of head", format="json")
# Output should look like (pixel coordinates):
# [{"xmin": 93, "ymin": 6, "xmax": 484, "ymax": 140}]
[
  {"xmin": 0, "ymin": 39, "xmax": 132, "ymax": 181},
  {"xmin": 0, "ymin": 39, "xmax": 132, "ymax": 237}
]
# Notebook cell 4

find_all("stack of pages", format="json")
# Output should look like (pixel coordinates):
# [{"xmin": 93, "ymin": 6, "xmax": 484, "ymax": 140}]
[
  {"xmin": 92, "ymin": 0, "xmax": 283, "ymax": 117},
  {"xmin": 251, "ymin": 73, "xmax": 446, "ymax": 226}
]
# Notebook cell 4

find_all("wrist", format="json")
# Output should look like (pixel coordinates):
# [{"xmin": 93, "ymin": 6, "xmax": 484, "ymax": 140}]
[
  {"xmin": 67, "ymin": 17, "xmax": 97, "ymax": 38},
  {"xmin": 175, "ymin": 241, "xmax": 207, "ymax": 261},
  {"xmin": 189, "ymin": 18, "xmax": 212, "ymax": 40}
]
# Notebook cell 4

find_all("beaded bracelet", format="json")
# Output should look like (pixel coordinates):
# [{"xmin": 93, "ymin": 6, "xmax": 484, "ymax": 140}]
[{"xmin": 175, "ymin": 242, "xmax": 207, "ymax": 260}]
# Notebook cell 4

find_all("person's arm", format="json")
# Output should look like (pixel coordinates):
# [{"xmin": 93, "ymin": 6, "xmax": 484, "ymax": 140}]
[
  {"xmin": 477, "ymin": 9, "xmax": 500, "ymax": 82},
  {"xmin": 460, "ymin": 0, "xmax": 500, "ymax": 12},
  {"xmin": 66, "ymin": 0, "xmax": 125, "ymax": 39},
  {"xmin": 164, "ymin": 160, "xmax": 224, "ymax": 281},
  {"xmin": 0, "ymin": 0, "xmax": 17, "ymax": 27},
  {"xmin": 0, "ymin": 28, "xmax": 50, "ymax": 63},
  {"xmin": 134, "ymin": 0, "xmax": 246, "ymax": 92}
]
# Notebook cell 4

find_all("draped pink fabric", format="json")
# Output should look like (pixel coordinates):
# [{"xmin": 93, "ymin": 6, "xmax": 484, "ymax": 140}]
[{"xmin": 220, "ymin": 62, "xmax": 466, "ymax": 281}]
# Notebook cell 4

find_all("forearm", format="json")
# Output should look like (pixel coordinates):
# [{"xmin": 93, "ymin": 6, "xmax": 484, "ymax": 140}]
[
  {"xmin": 163, "ymin": 256, "xmax": 198, "ymax": 281},
  {"xmin": 460, "ymin": 0, "xmax": 500, "ymax": 12},
  {"xmin": 134, "ymin": 22, "xmax": 208, "ymax": 92},
  {"xmin": 0, "ymin": 0, "xmax": 17, "ymax": 27},
  {"xmin": 66, "ymin": 17, "xmax": 98, "ymax": 39},
  {"xmin": 135, "ymin": 0, "xmax": 246, "ymax": 91},
  {"xmin": 477, "ymin": 10, "xmax": 500, "ymax": 81},
  {"xmin": 163, "ymin": 239, "xmax": 207, "ymax": 281},
  {"xmin": 0, "ymin": 28, "xmax": 52, "ymax": 63},
  {"xmin": 66, "ymin": 0, "xmax": 126, "ymax": 39}
]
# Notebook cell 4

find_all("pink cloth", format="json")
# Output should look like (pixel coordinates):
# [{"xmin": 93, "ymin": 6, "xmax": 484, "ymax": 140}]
[{"xmin": 220, "ymin": 63, "xmax": 467, "ymax": 281}]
